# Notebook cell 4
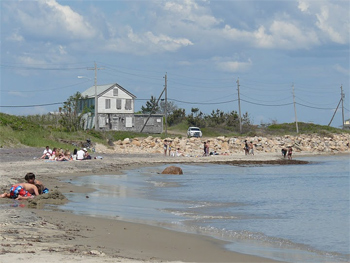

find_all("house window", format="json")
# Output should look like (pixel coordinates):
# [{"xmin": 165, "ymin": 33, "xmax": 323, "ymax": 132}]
[
  {"xmin": 125, "ymin": 99, "xmax": 132, "ymax": 110},
  {"xmin": 105, "ymin": 99, "xmax": 111, "ymax": 109},
  {"xmin": 116, "ymin": 99, "xmax": 122, "ymax": 109},
  {"xmin": 113, "ymin": 88, "xmax": 118, "ymax": 96}
]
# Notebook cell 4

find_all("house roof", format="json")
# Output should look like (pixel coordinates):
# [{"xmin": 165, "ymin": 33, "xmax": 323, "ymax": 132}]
[{"xmin": 81, "ymin": 83, "xmax": 137, "ymax": 99}]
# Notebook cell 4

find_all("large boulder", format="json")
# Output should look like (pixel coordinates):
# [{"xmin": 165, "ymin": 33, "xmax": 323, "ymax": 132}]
[{"xmin": 161, "ymin": 166, "xmax": 183, "ymax": 175}]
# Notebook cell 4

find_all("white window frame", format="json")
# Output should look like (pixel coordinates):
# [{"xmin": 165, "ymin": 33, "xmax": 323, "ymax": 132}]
[
  {"xmin": 113, "ymin": 88, "xmax": 118, "ymax": 96},
  {"xmin": 105, "ymin": 99, "xmax": 111, "ymax": 109}
]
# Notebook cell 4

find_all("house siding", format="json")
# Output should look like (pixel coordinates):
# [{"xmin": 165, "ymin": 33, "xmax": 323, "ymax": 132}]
[{"xmin": 96, "ymin": 113, "xmax": 163, "ymax": 133}]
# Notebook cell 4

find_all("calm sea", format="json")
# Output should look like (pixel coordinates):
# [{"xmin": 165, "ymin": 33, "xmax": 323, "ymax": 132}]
[{"xmin": 60, "ymin": 155, "xmax": 350, "ymax": 263}]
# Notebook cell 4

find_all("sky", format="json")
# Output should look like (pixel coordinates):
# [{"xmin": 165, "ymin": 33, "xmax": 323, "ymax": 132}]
[{"xmin": 1, "ymin": 0, "xmax": 349, "ymax": 128}]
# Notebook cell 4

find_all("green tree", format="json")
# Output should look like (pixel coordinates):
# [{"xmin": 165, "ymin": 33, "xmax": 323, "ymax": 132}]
[
  {"xmin": 159, "ymin": 100, "xmax": 177, "ymax": 115},
  {"xmin": 167, "ymin": 108, "xmax": 186, "ymax": 126},
  {"xmin": 59, "ymin": 92, "xmax": 88, "ymax": 132},
  {"xmin": 141, "ymin": 96, "xmax": 160, "ymax": 114},
  {"xmin": 187, "ymin": 108, "xmax": 205, "ymax": 127}
]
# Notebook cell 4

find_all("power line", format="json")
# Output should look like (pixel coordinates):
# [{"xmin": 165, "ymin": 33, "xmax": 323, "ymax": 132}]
[
  {"xmin": 296, "ymin": 102, "xmax": 336, "ymax": 110},
  {"xmin": 169, "ymin": 98, "xmax": 237, "ymax": 105},
  {"xmin": 1, "ymin": 64, "xmax": 87, "ymax": 71},
  {"xmin": 240, "ymin": 92, "xmax": 291, "ymax": 103},
  {"xmin": 295, "ymin": 96, "xmax": 338, "ymax": 106},
  {"xmin": 0, "ymin": 102, "xmax": 63, "ymax": 108},
  {"xmin": 0, "ymin": 81, "xmax": 90, "ymax": 93},
  {"xmin": 241, "ymin": 99, "xmax": 293, "ymax": 107}
]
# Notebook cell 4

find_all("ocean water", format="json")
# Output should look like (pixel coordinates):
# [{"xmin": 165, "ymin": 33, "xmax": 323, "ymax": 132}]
[{"xmin": 60, "ymin": 155, "xmax": 350, "ymax": 263}]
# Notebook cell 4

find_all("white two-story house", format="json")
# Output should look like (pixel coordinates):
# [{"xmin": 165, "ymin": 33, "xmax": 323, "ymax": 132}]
[{"xmin": 79, "ymin": 83, "xmax": 163, "ymax": 133}]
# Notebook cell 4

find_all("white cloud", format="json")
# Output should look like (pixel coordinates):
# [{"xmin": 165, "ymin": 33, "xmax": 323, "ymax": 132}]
[
  {"xmin": 6, "ymin": 31, "xmax": 24, "ymax": 42},
  {"xmin": 223, "ymin": 21, "xmax": 319, "ymax": 50},
  {"xmin": 104, "ymin": 28, "xmax": 193, "ymax": 55},
  {"xmin": 214, "ymin": 57, "xmax": 252, "ymax": 73},
  {"xmin": 298, "ymin": 0, "xmax": 310, "ymax": 13},
  {"xmin": 43, "ymin": 0, "xmax": 95, "ymax": 38},
  {"xmin": 8, "ymin": 0, "xmax": 96, "ymax": 41},
  {"xmin": 162, "ymin": 0, "xmax": 221, "ymax": 28},
  {"xmin": 144, "ymin": 32, "xmax": 193, "ymax": 51},
  {"xmin": 297, "ymin": 0, "xmax": 349, "ymax": 44},
  {"xmin": 333, "ymin": 64, "xmax": 349, "ymax": 76},
  {"xmin": 315, "ymin": 5, "xmax": 347, "ymax": 44}
]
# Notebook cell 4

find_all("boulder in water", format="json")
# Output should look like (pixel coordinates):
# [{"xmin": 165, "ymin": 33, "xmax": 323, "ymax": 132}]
[{"xmin": 161, "ymin": 166, "xmax": 183, "ymax": 175}]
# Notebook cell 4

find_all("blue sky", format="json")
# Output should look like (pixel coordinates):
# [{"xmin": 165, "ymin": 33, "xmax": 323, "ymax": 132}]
[{"xmin": 1, "ymin": 0, "xmax": 349, "ymax": 128}]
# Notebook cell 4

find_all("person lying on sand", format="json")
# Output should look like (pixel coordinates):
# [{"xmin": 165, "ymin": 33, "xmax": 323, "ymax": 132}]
[
  {"xmin": 24, "ymin": 172, "xmax": 48, "ymax": 194},
  {"xmin": 24, "ymin": 172, "xmax": 43, "ymax": 186},
  {"xmin": 0, "ymin": 183, "xmax": 43, "ymax": 200}
]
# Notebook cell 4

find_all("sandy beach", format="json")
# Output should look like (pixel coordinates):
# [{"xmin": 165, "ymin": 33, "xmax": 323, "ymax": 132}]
[{"xmin": 0, "ymin": 147, "xmax": 339, "ymax": 263}]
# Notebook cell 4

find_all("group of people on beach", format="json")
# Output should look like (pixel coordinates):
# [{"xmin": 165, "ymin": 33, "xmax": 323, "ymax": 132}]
[
  {"xmin": 41, "ymin": 146, "xmax": 91, "ymax": 161},
  {"xmin": 163, "ymin": 140, "xmax": 185, "ymax": 157},
  {"xmin": 281, "ymin": 147, "xmax": 293, "ymax": 159},
  {"xmin": 163, "ymin": 139, "xmax": 230, "ymax": 157},
  {"xmin": 244, "ymin": 140, "xmax": 254, "ymax": 155},
  {"xmin": 0, "ymin": 173, "xmax": 47, "ymax": 200}
]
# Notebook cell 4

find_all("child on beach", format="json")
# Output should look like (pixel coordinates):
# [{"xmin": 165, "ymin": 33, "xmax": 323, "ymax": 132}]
[
  {"xmin": 0, "ymin": 183, "xmax": 42, "ymax": 200},
  {"xmin": 24, "ymin": 172, "xmax": 48, "ymax": 194},
  {"xmin": 24, "ymin": 172, "xmax": 43, "ymax": 186}
]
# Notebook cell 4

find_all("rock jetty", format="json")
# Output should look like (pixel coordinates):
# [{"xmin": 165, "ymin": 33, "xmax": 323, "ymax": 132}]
[{"xmin": 95, "ymin": 134, "xmax": 350, "ymax": 156}]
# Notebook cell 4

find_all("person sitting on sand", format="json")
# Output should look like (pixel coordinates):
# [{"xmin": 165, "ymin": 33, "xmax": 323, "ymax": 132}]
[
  {"xmin": 175, "ymin": 148, "xmax": 184, "ymax": 157},
  {"xmin": 84, "ymin": 148, "xmax": 92, "ymax": 160},
  {"xmin": 0, "ymin": 183, "xmax": 42, "ymax": 200},
  {"xmin": 49, "ymin": 147, "xmax": 57, "ymax": 160},
  {"xmin": 64, "ymin": 150, "xmax": 72, "ymax": 161},
  {"xmin": 56, "ymin": 153, "xmax": 70, "ymax": 161},
  {"xmin": 77, "ymin": 148, "xmax": 85, "ymax": 160},
  {"xmin": 72, "ymin": 148, "xmax": 78, "ymax": 160},
  {"xmin": 40, "ymin": 146, "xmax": 52, "ymax": 159}
]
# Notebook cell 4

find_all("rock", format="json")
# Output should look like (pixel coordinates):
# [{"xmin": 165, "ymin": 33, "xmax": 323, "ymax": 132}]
[
  {"xmin": 161, "ymin": 166, "xmax": 183, "ymax": 175},
  {"xmin": 123, "ymin": 138, "xmax": 131, "ymax": 144},
  {"xmin": 132, "ymin": 140, "xmax": 141, "ymax": 147}
]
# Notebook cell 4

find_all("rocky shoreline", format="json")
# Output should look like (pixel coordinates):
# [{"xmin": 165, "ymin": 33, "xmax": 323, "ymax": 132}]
[{"xmin": 97, "ymin": 133, "xmax": 350, "ymax": 155}]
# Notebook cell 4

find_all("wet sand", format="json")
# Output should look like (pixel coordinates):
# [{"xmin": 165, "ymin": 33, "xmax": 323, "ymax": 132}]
[{"xmin": 0, "ymin": 147, "xmax": 320, "ymax": 262}]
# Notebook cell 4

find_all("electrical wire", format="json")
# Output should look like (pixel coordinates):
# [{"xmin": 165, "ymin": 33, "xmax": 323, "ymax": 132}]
[
  {"xmin": 240, "ymin": 92, "xmax": 291, "ymax": 103},
  {"xmin": 0, "ymin": 80, "xmax": 90, "ymax": 93},
  {"xmin": 296, "ymin": 102, "xmax": 335, "ymax": 110},
  {"xmin": 1, "ymin": 64, "xmax": 87, "ymax": 71},
  {"xmin": 240, "ymin": 99, "xmax": 293, "ymax": 107},
  {"xmin": 0, "ymin": 102, "xmax": 63, "ymax": 108}
]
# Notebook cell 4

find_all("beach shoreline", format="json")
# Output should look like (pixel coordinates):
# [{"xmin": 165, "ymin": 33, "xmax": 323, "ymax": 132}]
[{"xmin": 1, "ymin": 147, "xmax": 348, "ymax": 262}]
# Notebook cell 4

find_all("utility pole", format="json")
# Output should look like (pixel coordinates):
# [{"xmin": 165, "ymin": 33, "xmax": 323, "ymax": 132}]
[
  {"xmin": 88, "ymin": 62, "xmax": 104, "ymax": 130},
  {"xmin": 140, "ymin": 87, "xmax": 166, "ymax": 133},
  {"xmin": 341, "ymin": 85, "xmax": 345, "ymax": 129},
  {"xmin": 237, "ymin": 78, "xmax": 242, "ymax": 133},
  {"xmin": 328, "ymin": 99, "xmax": 341, "ymax": 127},
  {"xmin": 164, "ymin": 73, "xmax": 168, "ymax": 137},
  {"xmin": 292, "ymin": 83, "xmax": 299, "ymax": 133}
]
